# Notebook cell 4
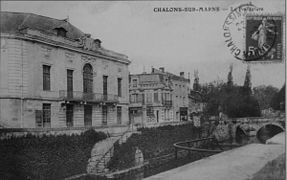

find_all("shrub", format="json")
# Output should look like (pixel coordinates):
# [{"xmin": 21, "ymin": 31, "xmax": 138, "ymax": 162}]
[
  {"xmin": 108, "ymin": 124, "xmax": 201, "ymax": 171},
  {"xmin": 0, "ymin": 129, "xmax": 107, "ymax": 180}
]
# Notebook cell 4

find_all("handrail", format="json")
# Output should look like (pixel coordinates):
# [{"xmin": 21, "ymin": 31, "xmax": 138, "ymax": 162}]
[
  {"xmin": 173, "ymin": 137, "xmax": 224, "ymax": 155},
  {"xmin": 59, "ymin": 90, "xmax": 118, "ymax": 102}
]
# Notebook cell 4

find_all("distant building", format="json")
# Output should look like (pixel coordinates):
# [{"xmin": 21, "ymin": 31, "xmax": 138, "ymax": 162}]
[
  {"xmin": 0, "ymin": 12, "xmax": 131, "ymax": 131},
  {"xmin": 129, "ymin": 67, "xmax": 190, "ymax": 126}
]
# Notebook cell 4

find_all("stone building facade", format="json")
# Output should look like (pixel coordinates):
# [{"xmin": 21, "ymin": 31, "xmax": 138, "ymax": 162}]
[
  {"xmin": 129, "ymin": 72, "xmax": 173, "ymax": 126},
  {"xmin": 129, "ymin": 67, "xmax": 190, "ymax": 126},
  {"xmin": 0, "ymin": 12, "xmax": 130, "ymax": 131}
]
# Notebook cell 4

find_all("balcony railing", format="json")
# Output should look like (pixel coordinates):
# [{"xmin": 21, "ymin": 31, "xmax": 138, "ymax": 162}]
[
  {"xmin": 163, "ymin": 100, "xmax": 172, "ymax": 106},
  {"xmin": 59, "ymin": 90, "xmax": 118, "ymax": 103}
]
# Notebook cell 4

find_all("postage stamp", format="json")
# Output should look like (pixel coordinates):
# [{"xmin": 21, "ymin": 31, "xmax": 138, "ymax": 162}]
[
  {"xmin": 222, "ymin": 3, "xmax": 285, "ymax": 63},
  {"xmin": 245, "ymin": 15, "xmax": 283, "ymax": 62}
]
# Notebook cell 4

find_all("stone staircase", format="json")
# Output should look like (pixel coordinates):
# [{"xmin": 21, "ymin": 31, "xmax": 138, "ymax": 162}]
[{"xmin": 87, "ymin": 128, "xmax": 134, "ymax": 174}]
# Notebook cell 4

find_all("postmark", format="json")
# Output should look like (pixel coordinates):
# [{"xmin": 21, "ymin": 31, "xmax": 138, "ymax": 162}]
[{"xmin": 222, "ymin": 3, "xmax": 284, "ymax": 62}]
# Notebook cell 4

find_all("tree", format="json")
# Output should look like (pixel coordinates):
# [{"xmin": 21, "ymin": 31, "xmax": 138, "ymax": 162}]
[
  {"xmin": 243, "ymin": 65, "xmax": 252, "ymax": 95},
  {"xmin": 227, "ymin": 64, "xmax": 233, "ymax": 88},
  {"xmin": 253, "ymin": 85, "xmax": 279, "ymax": 110},
  {"xmin": 271, "ymin": 84, "xmax": 285, "ymax": 111},
  {"xmin": 193, "ymin": 70, "xmax": 200, "ymax": 91},
  {"xmin": 202, "ymin": 81, "xmax": 261, "ymax": 118}
]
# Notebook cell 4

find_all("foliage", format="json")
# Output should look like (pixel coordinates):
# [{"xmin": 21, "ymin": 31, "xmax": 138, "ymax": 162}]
[
  {"xmin": 253, "ymin": 85, "xmax": 279, "ymax": 110},
  {"xmin": 271, "ymin": 84, "xmax": 285, "ymax": 111},
  {"xmin": 201, "ymin": 83, "xmax": 261, "ymax": 118},
  {"xmin": 243, "ymin": 65, "xmax": 252, "ymax": 94},
  {"xmin": 108, "ymin": 124, "xmax": 201, "ymax": 171},
  {"xmin": 0, "ymin": 129, "xmax": 107, "ymax": 180},
  {"xmin": 200, "ymin": 65, "xmax": 262, "ymax": 118},
  {"xmin": 193, "ymin": 70, "xmax": 200, "ymax": 91},
  {"xmin": 227, "ymin": 64, "xmax": 233, "ymax": 88}
]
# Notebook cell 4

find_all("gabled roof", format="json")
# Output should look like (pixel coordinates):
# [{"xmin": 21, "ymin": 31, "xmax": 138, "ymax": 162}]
[{"xmin": 1, "ymin": 11, "xmax": 84, "ymax": 40}]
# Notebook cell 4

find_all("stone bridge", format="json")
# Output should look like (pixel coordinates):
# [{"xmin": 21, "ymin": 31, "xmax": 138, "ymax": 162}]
[{"xmin": 211, "ymin": 116, "xmax": 285, "ymax": 144}]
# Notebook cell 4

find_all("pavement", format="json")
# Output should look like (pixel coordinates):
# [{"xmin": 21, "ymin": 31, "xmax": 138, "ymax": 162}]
[{"xmin": 145, "ymin": 143, "xmax": 285, "ymax": 180}]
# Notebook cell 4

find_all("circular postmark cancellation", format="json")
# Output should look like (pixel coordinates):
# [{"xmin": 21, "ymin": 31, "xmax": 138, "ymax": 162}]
[{"xmin": 223, "ymin": 3, "xmax": 283, "ymax": 62}]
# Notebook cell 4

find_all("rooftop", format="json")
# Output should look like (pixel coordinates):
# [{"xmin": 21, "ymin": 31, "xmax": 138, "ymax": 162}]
[
  {"xmin": 0, "ymin": 11, "xmax": 130, "ymax": 63},
  {"xmin": 1, "ymin": 11, "xmax": 84, "ymax": 40}
]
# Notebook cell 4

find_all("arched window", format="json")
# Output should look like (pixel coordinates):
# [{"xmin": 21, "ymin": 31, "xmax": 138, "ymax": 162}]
[{"xmin": 83, "ymin": 64, "xmax": 93, "ymax": 93}]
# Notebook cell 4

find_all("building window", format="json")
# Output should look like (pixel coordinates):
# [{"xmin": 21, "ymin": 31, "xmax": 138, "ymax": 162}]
[
  {"xmin": 43, "ymin": 65, "xmax": 51, "ymax": 91},
  {"xmin": 146, "ymin": 93, "xmax": 152, "ymax": 103},
  {"xmin": 55, "ymin": 27, "xmax": 67, "ymax": 37},
  {"xmin": 117, "ymin": 106, "xmax": 122, "ymax": 124},
  {"xmin": 140, "ymin": 94, "xmax": 145, "ymax": 104},
  {"xmin": 83, "ymin": 64, "xmax": 93, "ymax": 93},
  {"xmin": 67, "ymin": 69, "xmax": 73, "ymax": 98},
  {"xmin": 42, "ymin": 103, "xmax": 51, "ymax": 128},
  {"xmin": 102, "ymin": 106, "xmax": 108, "ymax": 125},
  {"xmin": 103, "ymin": 76, "xmax": 108, "ymax": 100},
  {"xmin": 132, "ymin": 79, "xmax": 138, "ymax": 87},
  {"xmin": 118, "ymin": 78, "xmax": 122, "ymax": 97},
  {"xmin": 154, "ymin": 92, "xmax": 159, "ymax": 103}
]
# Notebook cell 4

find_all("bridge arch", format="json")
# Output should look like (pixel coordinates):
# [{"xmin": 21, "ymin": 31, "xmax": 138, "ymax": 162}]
[{"xmin": 256, "ymin": 123, "xmax": 284, "ymax": 144}]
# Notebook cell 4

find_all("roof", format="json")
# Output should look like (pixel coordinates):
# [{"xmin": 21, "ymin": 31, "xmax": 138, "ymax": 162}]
[
  {"xmin": 1, "ymin": 11, "xmax": 130, "ymax": 63},
  {"xmin": 1, "ymin": 11, "xmax": 84, "ymax": 40},
  {"xmin": 151, "ymin": 68, "xmax": 190, "ymax": 83},
  {"xmin": 129, "ymin": 73, "xmax": 172, "ymax": 89}
]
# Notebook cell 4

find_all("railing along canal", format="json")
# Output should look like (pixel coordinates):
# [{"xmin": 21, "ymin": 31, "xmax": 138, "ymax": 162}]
[{"xmin": 173, "ymin": 137, "xmax": 224, "ymax": 159}]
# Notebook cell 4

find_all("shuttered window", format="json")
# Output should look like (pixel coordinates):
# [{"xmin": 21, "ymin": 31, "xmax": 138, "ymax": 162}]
[{"xmin": 42, "ymin": 104, "xmax": 51, "ymax": 128}]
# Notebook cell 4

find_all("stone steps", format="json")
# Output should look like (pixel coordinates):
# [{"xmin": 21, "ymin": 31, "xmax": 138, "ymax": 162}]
[{"xmin": 87, "ymin": 129, "xmax": 135, "ymax": 174}]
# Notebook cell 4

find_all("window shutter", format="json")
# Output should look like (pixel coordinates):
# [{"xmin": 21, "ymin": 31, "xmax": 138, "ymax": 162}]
[{"xmin": 35, "ymin": 110, "xmax": 43, "ymax": 127}]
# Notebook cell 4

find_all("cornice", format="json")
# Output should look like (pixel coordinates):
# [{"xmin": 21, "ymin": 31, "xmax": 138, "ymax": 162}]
[{"xmin": 1, "ymin": 33, "xmax": 131, "ymax": 65}]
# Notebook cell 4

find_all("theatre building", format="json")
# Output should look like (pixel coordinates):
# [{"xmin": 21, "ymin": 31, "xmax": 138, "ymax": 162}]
[{"xmin": 0, "ymin": 12, "xmax": 131, "ymax": 131}]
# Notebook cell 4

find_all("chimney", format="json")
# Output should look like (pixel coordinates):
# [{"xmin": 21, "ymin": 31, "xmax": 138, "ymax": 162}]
[
  {"xmin": 159, "ymin": 67, "xmax": 165, "ymax": 73},
  {"xmin": 180, "ymin": 72, "xmax": 184, "ymax": 77}
]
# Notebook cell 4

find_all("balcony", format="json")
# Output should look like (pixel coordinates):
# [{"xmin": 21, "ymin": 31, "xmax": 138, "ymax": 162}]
[
  {"xmin": 163, "ymin": 100, "xmax": 172, "ymax": 107},
  {"xmin": 59, "ymin": 91, "xmax": 118, "ymax": 103}
]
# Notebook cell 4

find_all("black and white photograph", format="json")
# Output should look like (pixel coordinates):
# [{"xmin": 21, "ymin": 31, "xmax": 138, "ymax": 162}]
[{"xmin": 0, "ymin": 0, "xmax": 286, "ymax": 180}]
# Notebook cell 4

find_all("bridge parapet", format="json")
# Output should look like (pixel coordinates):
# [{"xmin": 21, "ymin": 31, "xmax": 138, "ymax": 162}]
[{"xmin": 209, "ymin": 116, "xmax": 285, "ymax": 144}]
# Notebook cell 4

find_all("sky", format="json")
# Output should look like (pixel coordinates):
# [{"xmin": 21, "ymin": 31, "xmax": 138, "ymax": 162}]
[{"xmin": 1, "ymin": 0, "xmax": 286, "ymax": 88}]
